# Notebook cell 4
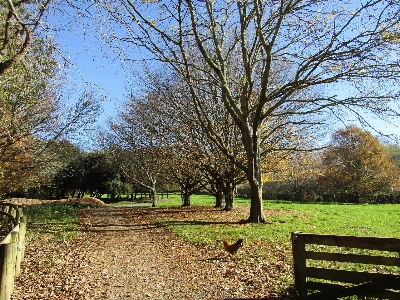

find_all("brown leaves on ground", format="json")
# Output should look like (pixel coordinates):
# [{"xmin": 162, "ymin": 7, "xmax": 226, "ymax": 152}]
[
  {"xmin": 6, "ymin": 197, "xmax": 107, "ymax": 207},
  {"xmin": 12, "ymin": 205, "xmax": 296, "ymax": 300}
]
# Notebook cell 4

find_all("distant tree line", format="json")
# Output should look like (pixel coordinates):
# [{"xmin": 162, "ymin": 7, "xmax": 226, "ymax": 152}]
[
  {"xmin": 255, "ymin": 126, "xmax": 400, "ymax": 204},
  {"xmin": 5, "ymin": 125, "xmax": 397, "ymax": 207}
]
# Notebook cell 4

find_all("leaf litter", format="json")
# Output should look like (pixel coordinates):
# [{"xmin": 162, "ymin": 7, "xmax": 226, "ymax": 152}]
[{"xmin": 12, "ymin": 205, "xmax": 296, "ymax": 299}]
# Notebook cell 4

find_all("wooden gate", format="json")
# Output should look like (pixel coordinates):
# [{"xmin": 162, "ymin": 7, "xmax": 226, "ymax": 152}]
[{"xmin": 291, "ymin": 232, "xmax": 400, "ymax": 299}]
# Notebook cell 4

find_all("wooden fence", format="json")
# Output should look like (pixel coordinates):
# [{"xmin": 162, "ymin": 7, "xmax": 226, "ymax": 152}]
[
  {"xmin": 291, "ymin": 232, "xmax": 400, "ymax": 300},
  {"xmin": 0, "ymin": 203, "xmax": 26, "ymax": 300}
]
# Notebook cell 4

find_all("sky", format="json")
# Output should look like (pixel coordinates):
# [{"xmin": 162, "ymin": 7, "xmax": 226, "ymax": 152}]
[
  {"xmin": 58, "ymin": 32, "xmax": 128, "ymax": 120},
  {"xmin": 45, "ymin": 2, "xmax": 399, "ymax": 148}
]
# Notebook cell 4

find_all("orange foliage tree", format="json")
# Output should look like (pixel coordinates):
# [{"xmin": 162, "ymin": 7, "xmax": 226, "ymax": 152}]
[
  {"xmin": 0, "ymin": 139, "xmax": 38, "ymax": 195},
  {"xmin": 319, "ymin": 125, "xmax": 400, "ymax": 202}
]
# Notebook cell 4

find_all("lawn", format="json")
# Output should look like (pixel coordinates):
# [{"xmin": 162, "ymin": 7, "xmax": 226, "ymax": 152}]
[{"xmin": 154, "ymin": 194, "xmax": 400, "ymax": 244}]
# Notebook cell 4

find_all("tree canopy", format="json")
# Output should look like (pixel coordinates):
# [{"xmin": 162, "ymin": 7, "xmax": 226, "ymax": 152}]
[
  {"xmin": 319, "ymin": 125, "xmax": 400, "ymax": 202},
  {"xmin": 0, "ymin": 0, "xmax": 51, "ymax": 76}
]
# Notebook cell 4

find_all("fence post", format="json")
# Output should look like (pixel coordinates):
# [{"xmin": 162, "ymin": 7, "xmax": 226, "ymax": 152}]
[
  {"xmin": 0, "ymin": 231, "xmax": 18, "ymax": 300},
  {"xmin": 292, "ymin": 232, "xmax": 307, "ymax": 299},
  {"xmin": 15, "ymin": 216, "xmax": 26, "ymax": 277}
]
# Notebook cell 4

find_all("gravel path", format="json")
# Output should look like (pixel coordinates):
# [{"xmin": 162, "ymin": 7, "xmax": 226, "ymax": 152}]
[{"xmin": 12, "ymin": 206, "xmax": 289, "ymax": 300}]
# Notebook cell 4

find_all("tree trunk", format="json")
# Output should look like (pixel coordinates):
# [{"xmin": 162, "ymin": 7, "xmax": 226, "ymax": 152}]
[
  {"xmin": 246, "ymin": 151, "xmax": 266, "ymax": 223},
  {"xmin": 247, "ymin": 180, "xmax": 265, "ymax": 222},
  {"xmin": 214, "ymin": 178, "xmax": 223, "ymax": 208},
  {"xmin": 224, "ymin": 189, "xmax": 234, "ymax": 211},
  {"xmin": 223, "ymin": 180, "xmax": 235, "ymax": 211},
  {"xmin": 215, "ymin": 188, "xmax": 223, "ymax": 208},
  {"xmin": 151, "ymin": 189, "xmax": 157, "ymax": 207},
  {"xmin": 182, "ymin": 191, "xmax": 191, "ymax": 206}
]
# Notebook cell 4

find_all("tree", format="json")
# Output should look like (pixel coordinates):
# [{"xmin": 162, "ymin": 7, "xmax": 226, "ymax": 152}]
[
  {"xmin": 0, "ymin": 0, "xmax": 51, "ymax": 76},
  {"xmin": 96, "ymin": 0, "xmax": 400, "ymax": 222},
  {"xmin": 0, "ymin": 28, "xmax": 101, "ymax": 197},
  {"xmin": 319, "ymin": 125, "xmax": 400, "ymax": 202},
  {"xmin": 386, "ymin": 144, "xmax": 400, "ymax": 169},
  {"xmin": 26, "ymin": 139, "xmax": 82, "ymax": 198},
  {"xmin": 263, "ymin": 151, "xmax": 320, "ymax": 201},
  {"xmin": 168, "ymin": 147, "xmax": 205, "ymax": 207},
  {"xmin": 131, "ymin": 68, "xmax": 248, "ymax": 210},
  {"xmin": 53, "ymin": 151, "xmax": 121, "ymax": 199},
  {"xmin": 104, "ymin": 95, "xmax": 173, "ymax": 207}
]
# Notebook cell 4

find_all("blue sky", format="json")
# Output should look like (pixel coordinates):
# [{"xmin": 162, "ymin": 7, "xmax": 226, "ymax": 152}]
[{"xmin": 58, "ymin": 33, "xmax": 128, "ymax": 120}]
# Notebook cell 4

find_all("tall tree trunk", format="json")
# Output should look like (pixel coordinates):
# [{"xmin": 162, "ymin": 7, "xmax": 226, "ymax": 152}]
[
  {"xmin": 215, "ymin": 188, "xmax": 223, "ymax": 208},
  {"xmin": 247, "ymin": 180, "xmax": 265, "ymax": 222},
  {"xmin": 246, "ymin": 151, "xmax": 266, "ymax": 223},
  {"xmin": 150, "ymin": 189, "xmax": 157, "ymax": 207},
  {"xmin": 151, "ymin": 185, "xmax": 157, "ymax": 207},
  {"xmin": 223, "ymin": 179, "xmax": 235, "ymax": 211}
]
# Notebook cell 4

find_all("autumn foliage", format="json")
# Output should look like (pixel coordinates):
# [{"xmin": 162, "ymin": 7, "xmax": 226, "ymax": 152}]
[{"xmin": 319, "ymin": 125, "xmax": 400, "ymax": 201}]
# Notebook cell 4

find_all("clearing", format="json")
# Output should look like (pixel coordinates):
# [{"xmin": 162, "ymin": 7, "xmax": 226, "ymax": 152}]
[{"xmin": 11, "ymin": 205, "xmax": 295, "ymax": 300}]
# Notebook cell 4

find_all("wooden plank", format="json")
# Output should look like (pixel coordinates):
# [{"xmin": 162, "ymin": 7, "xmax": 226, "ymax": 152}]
[
  {"xmin": 307, "ymin": 278, "xmax": 400, "ymax": 294},
  {"xmin": 0, "ymin": 231, "xmax": 17, "ymax": 300},
  {"xmin": 300, "ymin": 233, "xmax": 400, "ymax": 252},
  {"xmin": 357, "ymin": 290, "xmax": 400, "ymax": 300},
  {"xmin": 292, "ymin": 233, "xmax": 400, "ymax": 299},
  {"xmin": 292, "ymin": 232, "xmax": 307, "ymax": 298},
  {"xmin": 15, "ymin": 216, "xmax": 26, "ymax": 277},
  {"xmin": 0, "ymin": 231, "xmax": 12, "ymax": 245},
  {"xmin": 0, "ymin": 203, "xmax": 20, "ymax": 225},
  {"xmin": 306, "ymin": 251, "xmax": 400, "ymax": 266},
  {"xmin": 0, "ymin": 212, "xmax": 16, "ymax": 227},
  {"xmin": 307, "ymin": 267, "xmax": 397, "ymax": 283},
  {"xmin": 307, "ymin": 289, "xmax": 400, "ymax": 300}
]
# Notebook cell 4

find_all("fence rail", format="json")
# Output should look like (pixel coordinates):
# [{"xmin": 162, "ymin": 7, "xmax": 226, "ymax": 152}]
[
  {"xmin": 291, "ymin": 232, "xmax": 400, "ymax": 300},
  {"xmin": 0, "ymin": 202, "xmax": 26, "ymax": 300}
]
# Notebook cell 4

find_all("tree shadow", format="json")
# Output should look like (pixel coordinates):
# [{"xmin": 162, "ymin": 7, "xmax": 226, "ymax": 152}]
[
  {"xmin": 79, "ymin": 222, "xmax": 163, "ymax": 233},
  {"xmin": 160, "ymin": 219, "xmax": 243, "ymax": 226}
]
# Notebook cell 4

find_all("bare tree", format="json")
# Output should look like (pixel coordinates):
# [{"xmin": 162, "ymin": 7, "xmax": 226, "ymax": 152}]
[
  {"xmin": 98, "ymin": 0, "xmax": 400, "ymax": 222},
  {"xmin": 104, "ymin": 94, "xmax": 173, "ymax": 207},
  {"xmin": 135, "ymin": 68, "xmax": 248, "ymax": 210}
]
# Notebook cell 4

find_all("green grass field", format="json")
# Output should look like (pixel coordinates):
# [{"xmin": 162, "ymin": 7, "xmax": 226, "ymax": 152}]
[
  {"xmin": 153, "ymin": 194, "xmax": 400, "ymax": 244},
  {"xmin": 24, "ymin": 194, "xmax": 400, "ymax": 245},
  {"xmin": 23, "ymin": 203, "xmax": 81, "ymax": 241}
]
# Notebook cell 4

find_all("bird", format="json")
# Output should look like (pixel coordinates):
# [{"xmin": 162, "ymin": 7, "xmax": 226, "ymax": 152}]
[{"xmin": 222, "ymin": 238, "xmax": 244, "ymax": 255}]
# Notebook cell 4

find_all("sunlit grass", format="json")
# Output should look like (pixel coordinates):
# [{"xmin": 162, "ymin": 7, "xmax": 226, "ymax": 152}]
[
  {"xmin": 156, "ymin": 196, "xmax": 400, "ymax": 246},
  {"xmin": 24, "ymin": 203, "xmax": 80, "ymax": 241}
]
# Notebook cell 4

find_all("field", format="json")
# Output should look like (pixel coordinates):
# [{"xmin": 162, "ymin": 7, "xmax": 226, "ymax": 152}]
[
  {"xmin": 20, "ymin": 194, "xmax": 400, "ymax": 298},
  {"xmin": 147, "ymin": 194, "xmax": 400, "ymax": 242}
]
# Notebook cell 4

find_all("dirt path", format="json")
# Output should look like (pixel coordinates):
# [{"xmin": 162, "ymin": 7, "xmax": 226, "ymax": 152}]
[{"xmin": 12, "ymin": 206, "xmax": 290, "ymax": 300}]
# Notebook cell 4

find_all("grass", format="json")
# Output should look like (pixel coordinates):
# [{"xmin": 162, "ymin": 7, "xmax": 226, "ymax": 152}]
[
  {"xmin": 153, "ymin": 196, "xmax": 400, "ymax": 297},
  {"xmin": 154, "ymin": 196, "xmax": 400, "ymax": 245},
  {"xmin": 23, "ymin": 203, "xmax": 81, "ymax": 241},
  {"xmin": 24, "ymin": 195, "xmax": 400, "ymax": 246},
  {"xmin": 108, "ymin": 193, "xmax": 217, "ymax": 206}
]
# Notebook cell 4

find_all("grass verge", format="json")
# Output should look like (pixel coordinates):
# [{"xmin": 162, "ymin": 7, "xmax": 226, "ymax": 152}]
[{"xmin": 23, "ymin": 203, "xmax": 81, "ymax": 241}]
